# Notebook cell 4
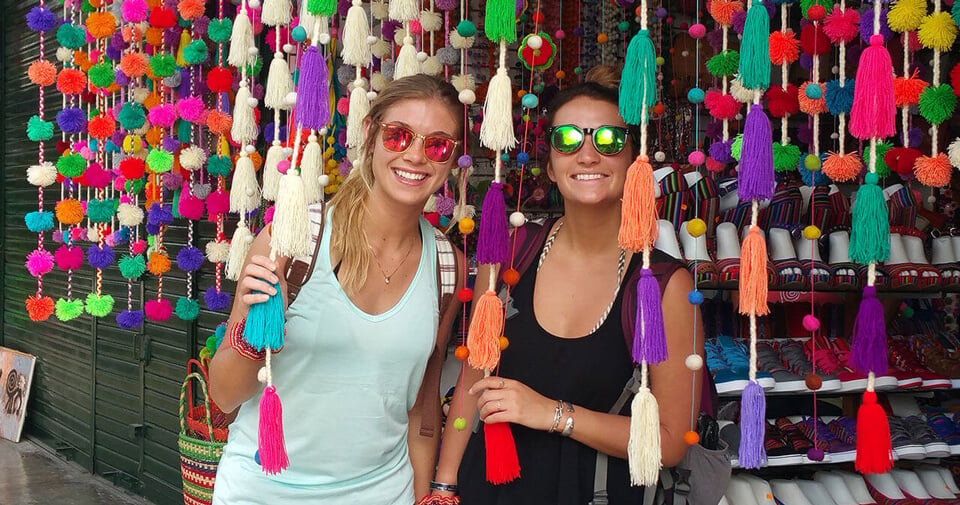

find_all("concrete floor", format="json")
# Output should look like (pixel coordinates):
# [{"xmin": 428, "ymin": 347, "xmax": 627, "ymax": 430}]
[{"xmin": 0, "ymin": 438, "xmax": 151, "ymax": 505}]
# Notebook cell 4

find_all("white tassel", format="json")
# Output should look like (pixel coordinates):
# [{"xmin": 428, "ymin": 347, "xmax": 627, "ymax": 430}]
[
  {"xmin": 265, "ymin": 53, "xmax": 294, "ymax": 110},
  {"xmin": 261, "ymin": 0, "xmax": 292, "ymax": 26},
  {"xmin": 342, "ymin": 0, "xmax": 371, "ymax": 67},
  {"xmin": 228, "ymin": 8, "xmax": 255, "ymax": 68},
  {"xmin": 231, "ymin": 83, "xmax": 258, "ymax": 144},
  {"xmin": 230, "ymin": 154, "xmax": 262, "ymax": 213},
  {"xmin": 262, "ymin": 142, "xmax": 284, "ymax": 201},
  {"xmin": 26, "ymin": 162, "xmax": 57, "ymax": 187},
  {"xmin": 479, "ymin": 65, "xmax": 517, "ymax": 151},
  {"xmin": 394, "ymin": 37, "xmax": 420, "ymax": 79},
  {"xmin": 300, "ymin": 136, "xmax": 324, "ymax": 203},
  {"xmin": 226, "ymin": 224, "xmax": 254, "ymax": 281},
  {"xmin": 117, "ymin": 203, "xmax": 145, "ymax": 227},
  {"xmin": 388, "ymin": 0, "xmax": 419, "ymax": 22},
  {"xmin": 422, "ymin": 56, "xmax": 442, "ymax": 76},
  {"xmin": 205, "ymin": 240, "xmax": 232, "ymax": 263},
  {"xmin": 347, "ymin": 83, "xmax": 370, "ymax": 148},
  {"xmin": 627, "ymin": 385, "xmax": 663, "ymax": 487},
  {"xmin": 948, "ymin": 138, "xmax": 960, "ymax": 168},
  {"xmin": 419, "ymin": 10, "xmax": 442, "ymax": 32},
  {"xmin": 270, "ymin": 171, "xmax": 311, "ymax": 258}
]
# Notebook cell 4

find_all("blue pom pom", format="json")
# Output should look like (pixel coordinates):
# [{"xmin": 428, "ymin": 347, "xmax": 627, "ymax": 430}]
[
  {"xmin": 27, "ymin": 6, "xmax": 57, "ymax": 32},
  {"xmin": 176, "ymin": 246, "xmax": 205, "ymax": 272},
  {"xmin": 291, "ymin": 25, "xmax": 307, "ymax": 42},
  {"xmin": 517, "ymin": 152, "xmax": 530, "ymax": 164},
  {"xmin": 687, "ymin": 87, "xmax": 706, "ymax": 104},
  {"xmin": 147, "ymin": 202, "xmax": 174, "ymax": 227},
  {"xmin": 521, "ymin": 93, "xmax": 539, "ymax": 109},
  {"xmin": 799, "ymin": 153, "xmax": 828, "ymax": 186},
  {"xmin": 687, "ymin": 290, "xmax": 705, "ymax": 305},
  {"xmin": 87, "ymin": 244, "xmax": 116, "ymax": 269},
  {"xmin": 57, "ymin": 108, "xmax": 88, "ymax": 134},
  {"xmin": 204, "ymin": 288, "xmax": 232, "ymax": 311},
  {"xmin": 25, "ymin": 211, "xmax": 54, "ymax": 233},
  {"xmin": 116, "ymin": 310, "xmax": 144, "ymax": 330},
  {"xmin": 824, "ymin": 78, "xmax": 855, "ymax": 115},
  {"xmin": 244, "ymin": 281, "xmax": 286, "ymax": 351},
  {"xmin": 804, "ymin": 83, "xmax": 822, "ymax": 99}
]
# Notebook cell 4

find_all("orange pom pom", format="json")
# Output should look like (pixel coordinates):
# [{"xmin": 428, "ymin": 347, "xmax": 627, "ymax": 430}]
[
  {"xmin": 142, "ymin": 92, "xmax": 162, "ymax": 110},
  {"xmin": 145, "ymin": 27, "xmax": 164, "ymax": 48},
  {"xmin": 894, "ymin": 73, "xmax": 929, "ymax": 107},
  {"xmin": 684, "ymin": 431, "xmax": 700, "ymax": 445},
  {"xmin": 797, "ymin": 82, "xmax": 827, "ymax": 115},
  {"xmin": 822, "ymin": 152, "xmax": 863, "ymax": 182},
  {"xmin": 738, "ymin": 225, "xmax": 770, "ymax": 316},
  {"xmin": 86, "ymin": 11, "xmax": 117, "ymax": 39},
  {"xmin": 148, "ymin": 252, "xmax": 171, "ymax": 275},
  {"xmin": 248, "ymin": 151, "xmax": 263, "ymax": 171},
  {"xmin": 652, "ymin": 103, "xmax": 667, "ymax": 116},
  {"xmin": 73, "ymin": 51, "xmax": 93, "ymax": 72},
  {"xmin": 914, "ymin": 153, "xmax": 952, "ymax": 188},
  {"xmin": 805, "ymin": 373, "xmax": 822, "ymax": 390},
  {"xmin": 466, "ymin": 290, "xmax": 505, "ymax": 371},
  {"xmin": 57, "ymin": 68, "xmax": 87, "ymax": 94},
  {"xmin": 618, "ymin": 155, "xmax": 659, "ymax": 252},
  {"xmin": 120, "ymin": 52, "xmax": 148, "ymax": 78},
  {"xmin": 501, "ymin": 268, "xmax": 520, "ymax": 286},
  {"xmin": 55, "ymin": 198, "xmax": 84, "ymax": 225},
  {"xmin": 28, "ymin": 60, "xmax": 57, "ymax": 87},
  {"xmin": 177, "ymin": 0, "xmax": 206, "ymax": 20},
  {"xmin": 709, "ymin": 0, "xmax": 744, "ymax": 26},
  {"xmin": 26, "ymin": 295, "xmax": 55, "ymax": 322},
  {"xmin": 499, "ymin": 336, "xmax": 510, "ymax": 350},
  {"xmin": 455, "ymin": 345, "xmax": 470, "ymax": 361},
  {"xmin": 143, "ymin": 127, "xmax": 161, "ymax": 148},
  {"xmin": 769, "ymin": 30, "xmax": 800, "ymax": 65},
  {"xmin": 206, "ymin": 110, "xmax": 233, "ymax": 136},
  {"xmin": 88, "ymin": 115, "xmax": 116, "ymax": 139}
]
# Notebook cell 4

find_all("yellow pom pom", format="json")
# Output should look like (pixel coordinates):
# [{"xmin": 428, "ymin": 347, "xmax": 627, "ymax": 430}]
[
  {"xmin": 887, "ymin": 0, "xmax": 927, "ymax": 32},
  {"xmin": 918, "ymin": 12, "xmax": 958, "ymax": 51},
  {"xmin": 458, "ymin": 217, "xmax": 475, "ymax": 235},
  {"xmin": 123, "ymin": 135, "xmax": 143, "ymax": 153},
  {"xmin": 804, "ymin": 154, "xmax": 821, "ymax": 171},
  {"xmin": 803, "ymin": 225, "xmax": 821, "ymax": 240},
  {"xmin": 687, "ymin": 218, "xmax": 707, "ymax": 238}
]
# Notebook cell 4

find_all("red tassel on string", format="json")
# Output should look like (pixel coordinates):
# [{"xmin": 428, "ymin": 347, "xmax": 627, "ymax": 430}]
[
  {"xmin": 855, "ymin": 390, "xmax": 893, "ymax": 474},
  {"xmin": 484, "ymin": 421, "xmax": 520, "ymax": 484},
  {"xmin": 258, "ymin": 385, "xmax": 289, "ymax": 475}
]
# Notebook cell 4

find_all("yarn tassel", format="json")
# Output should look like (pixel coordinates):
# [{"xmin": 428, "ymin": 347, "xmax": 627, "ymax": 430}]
[
  {"xmin": 849, "ymin": 176, "xmax": 890, "ymax": 264},
  {"xmin": 740, "ymin": 3, "xmax": 771, "ymax": 90},
  {"xmin": 229, "ymin": 154, "xmax": 261, "ymax": 213},
  {"xmin": 635, "ymin": 269, "xmax": 667, "ymax": 365},
  {"xmin": 484, "ymin": 421, "xmax": 520, "ymax": 484},
  {"xmin": 297, "ymin": 46, "xmax": 331, "ymax": 130},
  {"xmin": 738, "ymin": 226, "xmax": 770, "ymax": 316},
  {"xmin": 466, "ymin": 290, "xmax": 504, "ymax": 371},
  {"xmin": 849, "ymin": 36, "xmax": 896, "ymax": 140},
  {"xmin": 262, "ymin": 143, "xmax": 284, "ymax": 201},
  {"xmin": 738, "ymin": 381, "xmax": 767, "ymax": 469},
  {"xmin": 226, "ymin": 224, "xmax": 254, "ymax": 281},
  {"xmin": 476, "ymin": 182, "xmax": 509, "ymax": 265},
  {"xmin": 738, "ymin": 104, "xmax": 775, "ymax": 201},
  {"xmin": 270, "ymin": 171, "xmax": 311, "ymax": 258},
  {"xmin": 231, "ymin": 84, "xmax": 258, "ymax": 145},
  {"xmin": 265, "ymin": 54, "xmax": 294, "ymax": 111},
  {"xmin": 342, "ymin": 0, "xmax": 371, "ymax": 66},
  {"xmin": 258, "ymin": 385, "xmax": 290, "ymax": 474},
  {"xmin": 388, "ymin": 0, "xmax": 419, "ymax": 22},
  {"xmin": 628, "ymin": 385, "xmax": 662, "ymax": 486},
  {"xmin": 482, "ymin": 0, "xmax": 517, "ymax": 43},
  {"xmin": 244, "ymin": 281, "xmax": 285, "ymax": 351},
  {"xmin": 394, "ymin": 37, "xmax": 420, "ymax": 79},
  {"xmin": 851, "ymin": 286, "xmax": 888, "ymax": 374},
  {"xmin": 855, "ymin": 390, "xmax": 893, "ymax": 474},
  {"xmin": 618, "ymin": 155, "xmax": 658, "ymax": 251},
  {"xmin": 300, "ymin": 136, "xmax": 324, "ymax": 203},
  {"xmin": 261, "ymin": 0, "xmax": 293, "ymax": 26},
  {"xmin": 619, "ymin": 30, "xmax": 657, "ymax": 125},
  {"xmin": 479, "ymin": 63, "xmax": 518, "ymax": 151},
  {"xmin": 227, "ymin": 7, "xmax": 255, "ymax": 68},
  {"xmin": 347, "ymin": 83, "xmax": 370, "ymax": 148}
]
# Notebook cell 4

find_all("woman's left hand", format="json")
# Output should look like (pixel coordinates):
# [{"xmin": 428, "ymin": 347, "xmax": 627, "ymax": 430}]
[{"xmin": 468, "ymin": 377, "xmax": 556, "ymax": 432}]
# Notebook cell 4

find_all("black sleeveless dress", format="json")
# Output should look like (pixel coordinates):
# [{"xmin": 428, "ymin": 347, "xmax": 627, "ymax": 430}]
[{"xmin": 458, "ymin": 243, "xmax": 676, "ymax": 505}]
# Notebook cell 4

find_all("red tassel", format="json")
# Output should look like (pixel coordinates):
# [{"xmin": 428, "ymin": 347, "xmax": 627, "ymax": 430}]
[
  {"xmin": 484, "ymin": 422, "xmax": 520, "ymax": 484},
  {"xmin": 855, "ymin": 391, "xmax": 893, "ymax": 474},
  {"xmin": 258, "ymin": 385, "xmax": 289, "ymax": 475}
]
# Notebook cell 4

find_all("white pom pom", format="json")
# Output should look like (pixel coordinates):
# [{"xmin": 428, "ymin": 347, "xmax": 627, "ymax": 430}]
[
  {"xmin": 257, "ymin": 366, "xmax": 268, "ymax": 383},
  {"xmin": 421, "ymin": 56, "xmax": 442, "ymax": 76},
  {"xmin": 246, "ymin": 96, "xmax": 259, "ymax": 108},
  {"xmin": 205, "ymin": 240, "xmax": 231, "ymax": 263},
  {"xmin": 270, "ymin": 171, "xmax": 311, "ymax": 258},
  {"xmin": 244, "ymin": 144, "xmax": 257, "ymax": 155},
  {"xmin": 948, "ymin": 138, "xmax": 960, "ymax": 169},
  {"xmin": 394, "ymin": 41, "xmax": 420, "ymax": 79},
  {"xmin": 388, "ymin": 0, "xmax": 419, "ymax": 22},
  {"xmin": 449, "ymin": 31, "xmax": 475, "ymax": 49},
  {"xmin": 226, "ymin": 225, "xmax": 254, "ymax": 281},
  {"xmin": 229, "ymin": 155, "xmax": 261, "ymax": 213},
  {"xmin": 684, "ymin": 354, "xmax": 704, "ymax": 371},
  {"xmin": 300, "ymin": 139, "xmax": 324, "ymax": 203},
  {"xmin": 228, "ymin": 9, "xmax": 256, "ymax": 67},
  {"xmin": 261, "ymin": 143, "xmax": 285, "ymax": 201},
  {"xmin": 509, "ymin": 211, "xmax": 526, "ymax": 227},
  {"xmin": 479, "ymin": 66, "xmax": 518, "ymax": 151},
  {"xmin": 248, "ymin": 0, "xmax": 261, "ymax": 7},
  {"xmin": 284, "ymin": 91, "xmax": 297, "ymax": 106},
  {"xmin": 729, "ymin": 78, "xmax": 756, "ymax": 103},
  {"xmin": 56, "ymin": 47, "xmax": 73, "ymax": 63},
  {"xmin": 319, "ymin": 127, "xmax": 329, "ymax": 136},
  {"xmin": 265, "ymin": 54, "xmax": 294, "ymax": 110},
  {"xmin": 246, "ymin": 46, "xmax": 259, "ymax": 56},
  {"xmin": 367, "ymin": 35, "xmax": 379, "ymax": 45},
  {"xmin": 371, "ymin": 72, "xmax": 388, "ymax": 91},
  {"xmin": 735, "ymin": 113, "xmax": 744, "ymax": 121},
  {"xmin": 231, "ymin": 85, "xmax": 258, "ymax": 144},
  {"xmin": 393, "ymin": 29, "xmax": 409, "ymax": 46},
  {"xmin": 347, "ymin": 84, "xmax": 370, "ymax": 148},
  {"xmin": 26, "ymin": 162, "xmax": 57, "ymax": 187},
  {"xmin": 420, "ymin": 10, "xmax": 442, "ymax": 32},
  {"xmin": 283, "ymin": 43, "xmax": 296, "ymax": 54},
  {"xmin": 179, "ymin": 146, "xmax": 207, "ymax": 171},
  {"xmin": 318, "ymin": 174, "xmax": 331, "ymax": 187},
  {"xmin": 416, "ymin": 51, "xmax": 429, "ymax": 63},
  {"xmin": 371, "ymin": 39, "xmax": 391, "ymax": 59},
  {"xmin": 927, "ymin": 195, "xmax": 937, "ymax": 204},
  {"xmin": 318, "ymin": 33, "xmax": 331, "ymax": 45},
  {"xmin": 370, "ymin": 0, "xmax": 389, "ymax": 20},
  {"xmin": 117, "ymin": 203, "xmax": 145, "ymax": 227},
  {"xmin": 131, "ymin": 87, "xmax": 150, "ymax": 104},
  {"xmin": 283, "ymin": 147, "xmax": 294, "ymax": 157},
  {"xmin": 451, "ymin": 73, "xmax": 476, "ymax": 92},
  {"xmin": 86, "ymin": 227, "xmax": 99, "ymax": 243},
  {"xmin": 367, "ymin": 90, "xmax": 378, "ymax": 100},
  {"xmin": 458, "ymin": 89, "xmax": 476, "ymax": 105},
  {"xmin": 654, "ymin": 151, "xmax": 666, "ymax": 162},
  {"xmin": 527, "ymin": 34, "xmax": 543, "ymax": 49},
  {"xmin": 261, "ymin": 0, "xmax": 292, "ymax": 26},
  {"xmin": 342, "ymin": 3, "xmax": 372, "ymax": 67}
]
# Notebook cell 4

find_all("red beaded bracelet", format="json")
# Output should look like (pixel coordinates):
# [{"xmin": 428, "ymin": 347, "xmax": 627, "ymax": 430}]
[
  {"xmin": 228, "ymin": 319, "xmax": 286, "ymax": 361},
  {"xmin": 416, "ymin": 495, "xmax": 459, "ymax": 505}
]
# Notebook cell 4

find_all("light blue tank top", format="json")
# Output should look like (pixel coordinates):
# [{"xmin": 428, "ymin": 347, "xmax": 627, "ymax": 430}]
[{"xmin": 213, "ymin": 210, "xmax": 438, "ymax": 505}]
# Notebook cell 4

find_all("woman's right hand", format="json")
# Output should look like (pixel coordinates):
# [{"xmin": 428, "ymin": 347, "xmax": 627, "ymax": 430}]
[{"xmin": 236, "ymin": 254, "xmax": 280, "ymax": 317}]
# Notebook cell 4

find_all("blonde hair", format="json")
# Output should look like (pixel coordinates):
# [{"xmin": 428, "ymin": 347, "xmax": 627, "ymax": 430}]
[{"xmin": 328, "ymin": 74, "xmax": 463, "ymax": 295}]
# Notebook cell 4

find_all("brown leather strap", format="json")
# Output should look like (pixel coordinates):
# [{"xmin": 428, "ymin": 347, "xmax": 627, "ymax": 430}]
[{"xmin": 284, "ymin": 202, "xmax": 326, "ymax": 304}]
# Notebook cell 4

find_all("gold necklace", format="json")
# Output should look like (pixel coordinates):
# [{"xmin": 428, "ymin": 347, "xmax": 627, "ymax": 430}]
[{"xmin": 370, "ymin": 239, "xmax": 417, "ymax": 284}]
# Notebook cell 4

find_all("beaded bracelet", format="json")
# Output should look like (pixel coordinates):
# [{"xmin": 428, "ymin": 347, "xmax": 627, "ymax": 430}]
[
  {"xmin": 417, "ymin": 495, "xmax": 460, "ymax": 505},
  {"xmin": 229, "ymin": 319, "xmax": 285, "ymax": 360}
]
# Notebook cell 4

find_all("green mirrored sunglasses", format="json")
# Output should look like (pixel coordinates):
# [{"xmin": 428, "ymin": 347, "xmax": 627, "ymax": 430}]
[{"xmin": 548, "ymin": 124, "xmax": 629, "ymax": 156}]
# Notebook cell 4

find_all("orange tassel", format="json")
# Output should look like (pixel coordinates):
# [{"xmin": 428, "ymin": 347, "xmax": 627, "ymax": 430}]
[
  {"xmin": 26, "ymin": 295, "xmax": 55, "ymax": 322},
  {"xmin": 618, "ymin": 155, "xmax": 659, "ymax": 252},
  {"xmin": 467, "ymin": 290, "xmax": 504, "ymax": 371},
  {"xmin": 738, "ymin": 225, "xmax": 770, "ymax": 316}
]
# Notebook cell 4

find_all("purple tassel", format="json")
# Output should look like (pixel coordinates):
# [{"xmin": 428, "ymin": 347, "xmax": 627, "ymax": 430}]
[
  {"xmin": 634, "ymin": 269, "xmax": 667, "ymax": 365},
  {"xmin": 476, "ymin": 182, "xmax": 509, "ymax": 265},
  {"xmin": 738, "ymin": 381, "xmax": 767, "ymax": 469},
  {"xmin": 737, "ymin": 104, "xmax": 775, "ymax": 201},
  {"xmin": 87, "ymin": 244, "xmax": 115, "ymax": 269},
  {"xmin": 204, "ymin": 287, "xmax": 232, "ymax": 311},
  {"xmin": 116, "ymin": 309, "xmax": 144, "ymax": 330},
  {"xmin": 851, "ymin": 286, "xmax": 888, "ymax": 375},
  {"xmin": 176, "ymin": 246, "xmax": 205, "ymax": 272},
  {"xmin": 296, "ymin": 46, "xmax": 331, "ymax": 130}
]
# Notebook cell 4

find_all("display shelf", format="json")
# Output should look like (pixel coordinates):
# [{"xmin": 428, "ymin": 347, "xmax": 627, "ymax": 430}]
[{"xmin": 717, "ymin": 381, "xmax": 960, "ymax": 398}]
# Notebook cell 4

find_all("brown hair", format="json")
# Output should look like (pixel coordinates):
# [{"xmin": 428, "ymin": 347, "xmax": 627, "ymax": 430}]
[{"xmin": 328, "ymin": 74, "xmax": 463, "ymax": 295}]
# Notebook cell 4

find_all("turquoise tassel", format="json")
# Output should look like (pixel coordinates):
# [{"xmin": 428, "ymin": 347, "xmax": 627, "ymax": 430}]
[
  {"xmin": 740, "ymin": 3, "xmax": 771, "ymax": 90},
  {"xmin": 849, "ymin": 173, "xmax": 890, "ymax": 265},
  {"xmin": 243, "ymin": 281, "xmax": 286, "ymax": 351},
  {"xmin": 619, "ymin": 29, "xmax": 657, "ymax": 125}
]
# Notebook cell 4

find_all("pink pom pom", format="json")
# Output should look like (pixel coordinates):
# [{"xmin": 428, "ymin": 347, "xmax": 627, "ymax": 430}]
[
  {"xmin": 689, "ymin": 23, "xmax": 707, "ymax": 38},
  {"xmin": 26, "ymin": 249, "xmax": 55, "ymax": 277},
  {"xmin": 176, "ymin": 97, "xmax": 207, "ymax": 124},
  {"xmin": 336, "ymin": 97, "xmax": 350, "ymax": 115},
  {"xmin": 206, "ymin": 189, "xmax": 230, "ymax": 217},
  {"xmin": 113, "ymin": 176, "xmax": 127, "ymax": 192},
  {"xmin": 264, "ymin": 205, "xmax": 275, "ymax": 225},
  {"xmin": 409, "ymin": 19, "xmax": 422, "ymax": 34},
  {"xmin": 71, "ymin": 227, "xmax": 86, "ymax": 242},
  {"xmin": 55, "ymin": 245, "xmax": 84, "ymax": 271},
  {"xmin": 131, "ymin": 239, "xmax": 148, "ymax": 255},
  {"xmin": 80, "ymin": 146, "xmax": 95, "ymax": 160},
  {"xmin": 705, "ymin": 89, "xmax": 741, "ymax": 120},
  {"xmin": 823, "ymin": 6, "xmax": 860, "ymax": 44},
  {"xmin": 121, "ymin": 0, "xmax": 149, "ymax": 22},
  {"xmin": 276, "ymin": 160, "xmax": 291, "ymax": 174},
  {"xmin": 803, "ymin": 314, "xmax": 821, "ymax": 332},
  {"xmin": 148, "ymin": 104, "xmax": 177, "ymax": 128},
  {"xmin": 105, "ymin": 234, "xmax": 117, "ymax": 247},
  {"xmin": 178, "ymin": 190, "xmax": 205, "ymax": 220},
  {"xmin": 688, "ymin": 151, "xmax": 706, "ymax": 166},
  {"xmin": 706, "ymin": 156, "xmax": 726, "ymax": 172},
  {"xmin": 84, "ymin": 162, "xmax": 112, "ymax": 189},
  {"xmin": 145, "ymin": 298, "xmax": 173, "ymax": 322},
  {"xmin": 120, "ymin": 195, "xmax": 132, "ymax": 205}
]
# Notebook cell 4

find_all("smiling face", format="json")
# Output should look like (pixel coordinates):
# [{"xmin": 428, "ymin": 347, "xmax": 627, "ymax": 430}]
[
  {"xmin": 546, "ymin": 96, "xmax": 633, "ymax": 208},
  {"xmin": 366, "ymin": 98, "xmax": 460, "ymax": 209}
]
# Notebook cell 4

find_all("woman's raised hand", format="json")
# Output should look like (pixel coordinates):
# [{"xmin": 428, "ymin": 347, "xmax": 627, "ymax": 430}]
[
  {"xmin": 236, "ymin": 254, "xmax": 280, "ymax": 317},
  {"xmin": 469, "ymin": 377, "xmax": 557, "ymax": 432}
]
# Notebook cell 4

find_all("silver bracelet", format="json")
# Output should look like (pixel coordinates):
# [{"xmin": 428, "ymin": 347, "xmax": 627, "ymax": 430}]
[
  {"xmin": 561, "ymin": 403, "xmax": 575, "ymax": 437},
  {"xmin": 549, "ymin": 400, "xmax": 563, "ymax": 433},
  {"xmin": 429, "ymin": 481, "xmax": 459, "ymax": 493}
]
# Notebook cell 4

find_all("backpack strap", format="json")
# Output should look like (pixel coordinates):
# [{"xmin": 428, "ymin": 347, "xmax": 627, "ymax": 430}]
[
  {"xmin": 284, "ymin": 201, "xmax": 327, "ymax": 304},
  {"xmin": 494, "ymin": 217, "xmax": 559, "ymax": 294}
]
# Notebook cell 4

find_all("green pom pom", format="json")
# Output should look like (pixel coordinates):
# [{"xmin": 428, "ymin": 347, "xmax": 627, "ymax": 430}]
[
  {"xmin": 57, "ymin": 23, "xmax": 86, "ymax": 49},
  {"xmin": 56, "ymin": 153, "xmax": 86, "ymax": 178},
  {"xmin": 800, "ymin": 0, "xmax": 834, "ymax": 17},
  {"xmin": 307, "ymin": 0, "xmax": 337, "ymax": 16},
  {"xmin": 850, "ymin": 179, "xmax": 890, "ymax": 264},
  {"xmin": 207, "ymin": 155, "xmax": 233, "ymax": 177},
  {"xmin": 706, "ymin": 50, "xmax": 740, "ymax": 78},
  {"xmin": 183, "ymin": 39, "xmax": 208, "ymax": 65},
  {"xmin": 27, "ymin": 115, "xmax": 54, "ymax": 142},
  {"xmin": 88, "ymin": 62, "xmax": 115, "ymax": 88},
  {"xmin": 205, "ymin": 335, "xmax": 219, "ymax": 351},
  {"xmin": 918, "ymin": 84, "xmax": 957, "ymax": 126},
  {"xmin": 243, "ymin": 56, "xmax": 263, "ymax": 78},
  {"xmin": 176, "ymin": 297, "xmax": 200, "ymax": 321},
  {"xmin": 84, "ymin": 293, "xmax": 115, "ymax": 318},
  {"xmin": 81, "ymin": 0, "xmax": 95, "ymax": 13},
  {"xmin": 208, "ymin": 18, "xmax": 233, "ymax": 42},
  {"xmin": 118, "ymin": 102, "xmax": 146, "ymax": 130},
  {"xmin": 150, "ymin": 53, "xmax": 176, "ymax": 78},
  {"xmin": 87, "ymin": 198, "xmax": 115, "ymax": 224},
  {"xmin": 146, "ymin": 148, "xmax": 174, "ymax": 173},
  {"xmin": 119, "ymin": 254, "xmax": 146, "ymax": 279},
  {"xmin": 55, "ymin": 298, "xmax": 84, "ymax": 321},
  {"xmin": 456, "ymin": 20, "xmax": 477, "ymax": 37},
  {"xmin": 773, "ymin": 143, "xmax": 801, "ymax": 172},
  {"xmin": 125, "ymin": 178, "xmax": 145, "ymax": 194},
  {"xmin": 453, "ymin": 417, "xmax": 467, "ymax": 430},
  {"xmin": 484, "ymin": 0, "xmax": 517, "ymax": 43},
  {"xmin": 863, "ymin": 141, "xmax": 893, "ymax": 177},
  {"xmin": 731, "ymin": 134, "xmax": 744, "ymax": 161}
]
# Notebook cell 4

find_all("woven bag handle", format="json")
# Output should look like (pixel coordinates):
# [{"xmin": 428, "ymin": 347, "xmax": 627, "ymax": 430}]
[
  {"xmin": 185, "ymin": 358, "xmax": 210, "ymax": 410},
  {"xmin": 180, "ymin": 372, "xmax": 215, "ymax": 440}
]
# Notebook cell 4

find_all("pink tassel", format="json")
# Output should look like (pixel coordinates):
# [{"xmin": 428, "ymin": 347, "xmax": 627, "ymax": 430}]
[
  {"xmin": 849, "ymin": 35, "xmax": 896, "ymax": 140},
  {"xmin": 258, "ymin": 385, "xmax": 290, "ymax": 474}
]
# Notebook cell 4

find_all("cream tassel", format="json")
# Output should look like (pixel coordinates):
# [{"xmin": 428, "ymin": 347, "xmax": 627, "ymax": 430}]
[
  {"xmin": 342, "ymin": 0, "xmax": 371, "ymax": 67},
  {"xmin": 270, "ymin": 170, "xmax": 311, "ymax": 258},
  {"xmin": 229, "ymin": 153, "xmax": 262, "ymax": 213},
  {"xmin": 261, "ymin": 0, "xmax": 293, "ymax": 26},
  {"xmin": 394, "ymin": 36, "xmax": 420, "ymax": 79},
  {"xmin": 262, "ymin": 142, "xmax": 284, "ymax": 201},
  {"xmin": 226, "ymin": 224, "xmax": 254, "ymax": 281},
  {"xmin": 347, "ymin": 82, "xmax": 370, "ymax": 148},
  {"xmin": 265, "ymin": 53, "xmax": 294, "ymax": 110},
  {"xmin": 227, "ymin": 7, "xmax": 255, "ymax": 68},
  {"xmin": 300, "ymin": 135, "xmax": 324, "ymax": 203},
  {"xmin": 231, "ymin": 83, "xmax": 258, "ymax": 144}
]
